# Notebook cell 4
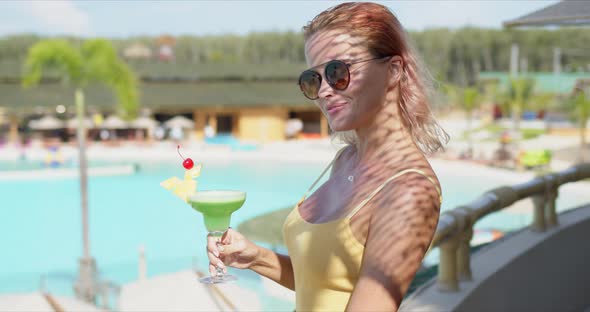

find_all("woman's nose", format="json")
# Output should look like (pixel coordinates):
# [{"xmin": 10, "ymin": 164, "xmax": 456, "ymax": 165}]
[{"xmin": 317, "ymin": 77, "xmax": 333, "ymax": 99}]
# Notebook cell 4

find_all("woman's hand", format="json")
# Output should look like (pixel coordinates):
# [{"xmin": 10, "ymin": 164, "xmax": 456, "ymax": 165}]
[{"xmin": 206, "ymin": 228, "xmax": 260, "ymax": 276}]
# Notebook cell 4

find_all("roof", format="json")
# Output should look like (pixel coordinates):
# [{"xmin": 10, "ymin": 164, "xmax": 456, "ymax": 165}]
[
  {"xmin": 0, "ymin": 80, "xmax": 313, "ymax": 113},
  {"xmin": 0, "ymin": 59, "xmax": 307, "ymax": 81},
  {"xmin": 504, "ymin": 1, "xmax": 590, "ymax": 27},
  {"xmin": 478, "ymin": 71, "xmax": 590, "ymax": 94}
]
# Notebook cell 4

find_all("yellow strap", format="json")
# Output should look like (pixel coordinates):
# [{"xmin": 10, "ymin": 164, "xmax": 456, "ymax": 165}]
[
  {"xmin": 297, "ymin": 146, "xmax": 347, "ymax": 206},
  {"xmin": 345, "ymin": 168, "xmax": 442, "ymax": 219}
]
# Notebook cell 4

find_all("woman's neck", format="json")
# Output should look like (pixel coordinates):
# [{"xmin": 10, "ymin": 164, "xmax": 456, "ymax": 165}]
[{"xmin": 353, "ymin": 94, "xmax": 419, "ymax": 167}]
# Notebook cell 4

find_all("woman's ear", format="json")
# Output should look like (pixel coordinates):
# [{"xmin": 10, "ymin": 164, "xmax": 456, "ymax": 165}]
[{"xmin": 389, "ymin": 55, "xmax": 403, "ymax": 86}]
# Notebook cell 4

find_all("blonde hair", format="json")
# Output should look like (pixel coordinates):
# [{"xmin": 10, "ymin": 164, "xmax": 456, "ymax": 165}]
[{"xmin": 303, "ymin": 2, "xmax": 449, "ymax": 154}]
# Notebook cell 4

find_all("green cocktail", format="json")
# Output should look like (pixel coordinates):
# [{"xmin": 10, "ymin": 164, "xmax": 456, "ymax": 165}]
[{"xmin": 189, "ymin": 190, "xmax": 246, "ymax": 284}]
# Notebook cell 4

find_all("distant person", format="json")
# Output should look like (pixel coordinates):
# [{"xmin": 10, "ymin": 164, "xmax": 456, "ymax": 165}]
[
  {"xmin": 285, "ymin": 118, "xmax": 304, "ymax": 139},
  {"xmin": 206, "ymin": 3, "xmax": 448, "ymax": 311},
  {"xmin": 170, "ymin": 126, "xmax": 184, "ymax": 141},
  {"xmin": 154, "ymin": 126, "xmax": 165, "ymax": 141},
  {"xmin": 204, "ymin": 124, "xmax": 215, "ymax": 138},
  {"xmin": 99, "ymin": 129, "xmax": 111, "ymax": 141}
]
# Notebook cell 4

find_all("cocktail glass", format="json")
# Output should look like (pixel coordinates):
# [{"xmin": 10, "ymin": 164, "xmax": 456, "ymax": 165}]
[{"xmin": 188, "ymin": 190, "xmax": 246, "ymax": 284}]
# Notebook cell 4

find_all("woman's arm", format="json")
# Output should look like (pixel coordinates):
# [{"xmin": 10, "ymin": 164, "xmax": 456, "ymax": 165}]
[
  {"xmin": 209, "ymin": 229, "xmax": 295, "ymax": 290},
  {"xmin": 345, "ymin": 175, "xmax": 441, "ymax": 311},
  {"xmin": 250, "ymin": 246, "xmax": 295, "ymax": 290}
]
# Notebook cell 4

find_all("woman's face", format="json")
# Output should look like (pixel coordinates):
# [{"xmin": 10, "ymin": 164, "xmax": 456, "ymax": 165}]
[{"xmin": 304, "ymin": 29, "xmax": 396, "ymax": 132}]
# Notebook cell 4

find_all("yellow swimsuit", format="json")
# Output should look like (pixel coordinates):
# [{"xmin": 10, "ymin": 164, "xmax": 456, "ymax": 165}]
[{"xmin": 283, "ymin": 148, "xmax": 441, "ymax": 311}]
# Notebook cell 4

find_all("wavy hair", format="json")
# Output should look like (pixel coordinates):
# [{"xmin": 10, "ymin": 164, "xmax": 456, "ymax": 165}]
[{"xmin": 303, "ymin": 2, "xmax": 449, "ymax": 154}]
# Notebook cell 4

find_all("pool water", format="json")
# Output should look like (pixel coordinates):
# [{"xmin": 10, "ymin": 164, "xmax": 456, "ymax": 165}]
[
  {"xmin": 0, "ymin": 158, "xmax": 327, "ymax": 310},
  {"xmin": 1, "ymin": 158, "xmax": 588, "ymax": 310},
  {"xmin": 0, "ymin": 159, "xmax": 130, "ymax": 171}
]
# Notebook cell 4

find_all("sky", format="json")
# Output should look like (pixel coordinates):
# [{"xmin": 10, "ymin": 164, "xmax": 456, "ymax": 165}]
[{"xmin": 0, "ymin": 0, "xmax": 558, "ymax": 38}]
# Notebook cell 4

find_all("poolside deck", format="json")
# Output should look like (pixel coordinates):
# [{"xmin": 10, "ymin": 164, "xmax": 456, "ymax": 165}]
[
  {"xmin": 0, "ymin": 292, "xmax": 104, "ymax": 312},
  {"xmin": 401, "ymin": 203, "xmax": 590, "ymax": 312},
  {"xmin": 119, "ymin": 270, "xmax": 262, "ymax": 311}
]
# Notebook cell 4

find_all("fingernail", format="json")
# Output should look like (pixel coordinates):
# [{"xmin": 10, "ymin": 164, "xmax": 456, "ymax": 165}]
[
  {"xmin": 214, "ymin": 251, "xmax": 219, "ymax": 257},
  {"xmin": 218, "ymin": 246, "xmax": 224, "ymax": 252}
]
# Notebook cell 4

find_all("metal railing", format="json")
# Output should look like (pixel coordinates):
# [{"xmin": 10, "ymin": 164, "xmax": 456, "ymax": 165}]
[{"xmin": 431, "ymin": 163, "xmax": 590, "ymax": 292}]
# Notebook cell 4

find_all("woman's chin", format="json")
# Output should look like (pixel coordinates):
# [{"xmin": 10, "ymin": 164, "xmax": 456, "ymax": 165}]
[{"xmin": 329, "ymin": 122, "xmax": 355, "ymax": 132}]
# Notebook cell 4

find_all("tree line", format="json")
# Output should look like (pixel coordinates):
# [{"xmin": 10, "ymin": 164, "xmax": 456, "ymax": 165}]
[{"xmin": 1, "ymin": 27, "xmax": 589, "ymax": 85}]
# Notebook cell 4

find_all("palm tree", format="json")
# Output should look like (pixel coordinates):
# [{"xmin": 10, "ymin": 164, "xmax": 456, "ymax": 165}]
[
  {"xmin": 444, "ymin": 84, "xmax": 481, "ymax": 158},
  {"xmin": 570, "ymin": 87, "xmax": 590, "ymax": 163},
  {"xmin": 506, "ymin": 77, "xmax": 535, "ymax": 136},
  {"xmin": 22, "ymin": 39, "xmax": 138, "ymax": 304},
  {"xmin": 461, "ymin": 87, "xmax": 481, "ymax": 157}
]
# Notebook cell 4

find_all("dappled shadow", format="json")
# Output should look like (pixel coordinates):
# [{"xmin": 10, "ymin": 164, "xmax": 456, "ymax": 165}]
[{"xmin": 284, "ymin": 28, "xmax": 442, "ymax": 309}]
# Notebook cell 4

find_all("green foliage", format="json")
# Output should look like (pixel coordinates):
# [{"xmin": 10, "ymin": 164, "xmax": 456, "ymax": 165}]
[
  {"xmin": 501, "ymin": 78, "xmax": 536, "ymax": 132},
  {"xmin": 463, "ymin": 125, "xmax": 545, "ymax": 141},
  {"xmin": 508, "ymin": 78, "xmax": 535, "ymax": 108},
  {"xmin": 569, "ymin": 88, "xmax": 590, "ymax": 127},
  {"xmin": 521, "ymin": 128, "xmax": 546, "ymax": 140},
  {"xmin": 3, "ymin": 27, "xmax": 590, "ymax": 84},
  {"xmin": 441, "ymin": 83, "xmax": 481, "ymax": 112},
  {"xmin": 22, "ymin": 40, "xmax": 83, "ymax": 87},
  {"xmin": 22, "ymin": 39, "xmax": 139, "ymax": 118}
]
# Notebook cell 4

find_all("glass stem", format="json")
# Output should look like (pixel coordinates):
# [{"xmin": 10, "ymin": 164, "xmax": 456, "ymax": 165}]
[
  {"xmin": 215, "ymin": 257, "xmax": 224, "ymax": 279},
  {"xmin": 210, "ymin": 231, "xmax": 225, "ymax": 279}
]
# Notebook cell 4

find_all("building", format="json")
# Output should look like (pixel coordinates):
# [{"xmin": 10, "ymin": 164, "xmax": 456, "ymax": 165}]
[
  {"xmin": 478, "ymin": 71, "xmax": 590, "ymax": 95},
  {"xmin": 0, "ymin": 76, "xmax": 329, "ymax": 144}
]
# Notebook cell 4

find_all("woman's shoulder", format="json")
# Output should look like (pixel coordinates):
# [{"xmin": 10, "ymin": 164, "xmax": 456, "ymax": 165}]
[
  {"xmin": 377, "ymin": 161, "xmax": 441, "ymax": 209},
  {"xmin": 330, "ymin": 144, "xmax": 355, "ymax": 174}
]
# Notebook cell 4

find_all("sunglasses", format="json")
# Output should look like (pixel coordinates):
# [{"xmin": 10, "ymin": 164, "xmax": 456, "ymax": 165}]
[{"xmin": 298, "ymin": 56, "xmax": 391, "ymax": 100}]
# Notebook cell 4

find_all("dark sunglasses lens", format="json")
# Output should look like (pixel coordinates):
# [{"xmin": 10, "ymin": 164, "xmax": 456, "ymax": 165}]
[
  {"xmin": 299, "ymin": 71, "xmax": 321, "ymax": 99},
  {"xmin": 325, "ymin": 61, "xmax": 349, "ymax": 90}
]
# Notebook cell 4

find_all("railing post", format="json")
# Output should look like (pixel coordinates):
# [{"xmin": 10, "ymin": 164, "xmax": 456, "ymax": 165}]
[
  {"xmin": 437, "ymin": 211, "xmax": 465, "ymax": 292},
  {"xmin": 454, "ymin": 208, "xmax": 473, "ymax": 281},
  {"xmin": 545, "ymin": 175, "xmax": 559, "ymax": 227},
  {"xmin": 438, "ymin": 236, "xmax": 460, "ymax": 292},
  {"xmin": 138, "ymin": 245, "xmax": 147, "ymax": 281},
  {"xmin": 531, "ymin": 194, "xmax": 546, "ymax": 232}
]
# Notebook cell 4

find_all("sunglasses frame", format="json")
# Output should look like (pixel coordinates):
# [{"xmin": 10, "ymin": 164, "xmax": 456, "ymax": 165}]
[{"xmin": 298, "ymin": 56, "xmax": 391, "ymax": 100}]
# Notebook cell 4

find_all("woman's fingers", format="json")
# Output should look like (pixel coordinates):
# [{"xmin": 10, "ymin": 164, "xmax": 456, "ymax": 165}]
[
  {"xmin": 221, "ymin": 228, "xmax": 235, "ymax": 244},
  {"xmin": 206, "ymin": 236, "xmax": 226, "ymax": 270},
  {"xmin": 218, "ymin": 242, "xmax": 239, "ymax": 257},
  {"xmin": 207, "ymin": 235, "xmax": 220, "ymax": 257},
  {"xmin": 207, "ymin": 249, "xmax": 224, "ymax": 267}
]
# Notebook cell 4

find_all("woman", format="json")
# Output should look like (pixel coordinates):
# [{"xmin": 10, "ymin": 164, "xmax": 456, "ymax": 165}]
[{"xmin": 207, "ymin": 2, "xmax": 448, "ymax": 311}]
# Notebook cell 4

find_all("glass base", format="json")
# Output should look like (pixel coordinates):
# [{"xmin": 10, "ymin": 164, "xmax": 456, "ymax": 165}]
[{"xmin": 199, "ymin": 274, "xmax": 237, "ymax": 284}]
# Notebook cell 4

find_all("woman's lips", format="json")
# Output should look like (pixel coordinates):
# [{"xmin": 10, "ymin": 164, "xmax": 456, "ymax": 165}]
[{"xmin": 326, "ymin": 103, "xmax": 346, "ymax": 115}]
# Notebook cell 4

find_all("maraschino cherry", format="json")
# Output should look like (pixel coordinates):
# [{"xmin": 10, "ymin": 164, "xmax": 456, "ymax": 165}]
[{"xmin": 177, "ymin": 145, "xmax": 194, "ymax": 170}]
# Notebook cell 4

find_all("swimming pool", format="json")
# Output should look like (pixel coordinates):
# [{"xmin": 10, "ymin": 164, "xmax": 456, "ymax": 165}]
[{"xmin": 1, "ymin": 157, "xmax": 589, "ymax": 309}]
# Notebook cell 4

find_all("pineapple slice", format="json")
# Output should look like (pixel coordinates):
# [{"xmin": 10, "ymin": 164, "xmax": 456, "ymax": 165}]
[
  {"xmin": 160, "ymin": 177, "xmax": 181, "ymax": 190},
  {"xmin": 161, "ymin": 164, "xmax": 200, "ymax": 202},
  {"xmin": 184, "ymin": 164, "xmax": 202, "ymax": 180},
  {"xmin": 172, "ymin": 180, "xmax": 198, "ymax": 202}
]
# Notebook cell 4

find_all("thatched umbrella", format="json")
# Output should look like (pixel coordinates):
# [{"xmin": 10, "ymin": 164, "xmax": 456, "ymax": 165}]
[
  {"xmin": 164, "ymin": 116, "xmax": 194, "ymax": 140},
  {"xmin": 101, "ymin": 115, "xmax": 129, "ymax": 140},
  {"xmin": 131, "ymin": 116, "xmax": 158, "ymax": 129},
  {"xmin": 504, "ymin": 1, "xmax": 590, "ymax": 27},
  {"xmin": 28, "ymin": 115, "xmax": 65, "ymax": 130},
  {"xmin": 67, "ymin": 117, "xmax": 94, "ymax": 129},
  {"xmin": 102, "ymin": 115, "xmax": 128, "ymax": 130},
  {"xmin": 131, "ymin": 116, "xmax": 159, "ymax": 140},
  {"xmin": 163, "ymin": 116, "xmax": 194, "ymax": 129}
]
